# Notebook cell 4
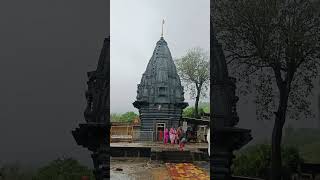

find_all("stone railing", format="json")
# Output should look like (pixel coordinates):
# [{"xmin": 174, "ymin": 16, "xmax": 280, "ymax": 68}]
[
  {"xmin": 110, "ymin": 130, "xmax": 154, "ymax": 142},
  {"xmin": 132, "ymin": 130, "xmax": 154, "ymax": 141}
]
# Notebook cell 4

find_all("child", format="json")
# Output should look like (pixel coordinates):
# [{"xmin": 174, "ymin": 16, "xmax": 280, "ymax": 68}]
[
  {"xmin": 164, "ymin": 128, "xmax": 169, "ymax": 144},
  {"xmin": 176, "ymin": 127, "xmax": 182, "ymax": 144},
  {"xmin": 179, "ymin": 135, "xmax": 187, "ymax": 151}
]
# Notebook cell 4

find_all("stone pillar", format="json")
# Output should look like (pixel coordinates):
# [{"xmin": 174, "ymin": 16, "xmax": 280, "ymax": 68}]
[
  {"xmin": 73, "ymin": 123, "xmax": 110, "ymax": 180},
  {"xmin": 92, "ymin": 145, "xmax": 110, "ymax": 180},
  {"xmin": 72, "ymin": 38, "xmax": 111, "ymax": 180},
  {"xmin": 318, "ymin": 87, "xmax": 320, "ymax": 128},
  {"xmin": 210, "ymin": 1, "xmax": 252, "ymax": 179},
  {"xmin": 211, "ymin": 149, "xmax": 234, "ymax": 179}
]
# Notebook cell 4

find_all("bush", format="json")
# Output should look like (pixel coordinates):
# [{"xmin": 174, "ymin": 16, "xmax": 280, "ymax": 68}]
[
  {"xmin": 232, "ymin": 144, "xmax": 303, "ymax": 179},
  {"xmin": 33, "ymin": 158, "xmax": 94, "ymax": 180},
  {"xmin": 182, "ymin": 107, "xmax": 205, "ymax": 118},
  {"xmin": 0, "ymin": 163, "xmax": 35, "ymax": 180},
  {"xmin": 283, "ymin": 127, "xmax": 320, "ymax": 163}
]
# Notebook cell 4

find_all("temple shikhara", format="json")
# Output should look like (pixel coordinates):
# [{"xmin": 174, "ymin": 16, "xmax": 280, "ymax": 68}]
[{"xmin": 133, "ymin": 36, "xmax": 188, "ymax": 138}]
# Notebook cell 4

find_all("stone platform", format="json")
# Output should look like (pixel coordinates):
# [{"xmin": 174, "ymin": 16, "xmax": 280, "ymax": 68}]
[
  {"xmin": 111, "ymin": 142, "xmax": 209, "ymax": 162},
  {"xmin": 111, "ymin": 142, "xmax": 208, "ymax": 149}
]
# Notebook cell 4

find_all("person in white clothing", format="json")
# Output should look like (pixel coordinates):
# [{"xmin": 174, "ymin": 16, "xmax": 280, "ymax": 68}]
[{"xmin": 207, "ymin": 128, "xmax": 210, "ymax": 156}]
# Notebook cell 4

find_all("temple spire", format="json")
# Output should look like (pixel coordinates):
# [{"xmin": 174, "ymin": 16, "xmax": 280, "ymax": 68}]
[{"xmin": 161, "ymin": 19, "xmax": 165, "ymax": 37}]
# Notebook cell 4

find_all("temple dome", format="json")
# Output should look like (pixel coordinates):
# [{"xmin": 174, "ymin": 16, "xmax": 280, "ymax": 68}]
[
  {"xmin": 134, "ymin": 37, "xmax": 187, "ymax": 107},
  {"xmin": 133, "ymin": 36, "xmax": 188, "ymax": 132}
]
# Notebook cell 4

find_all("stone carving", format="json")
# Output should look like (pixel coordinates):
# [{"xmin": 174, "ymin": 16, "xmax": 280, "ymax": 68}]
[
  {"xmin": 133, "ymin": 37, "xmax": 188, "ymax": 132},
  {"xmin": 72, "ymin": 37, "xmax": 110, "ymax": 180},
  {"xmin": 84, "ymin": 38, "xmax": 110, "ymax": 123}
]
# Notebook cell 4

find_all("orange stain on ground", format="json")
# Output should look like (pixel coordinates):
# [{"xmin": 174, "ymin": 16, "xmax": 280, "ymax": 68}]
[{"xmin": 165, "ymin": 163, "xmax": 209, "ymax": 180}]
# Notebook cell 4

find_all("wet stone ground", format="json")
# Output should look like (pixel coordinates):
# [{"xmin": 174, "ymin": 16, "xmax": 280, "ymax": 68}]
[{"xmin": 110, "ymin": 157, "xmax": 209, "ymax": 180}]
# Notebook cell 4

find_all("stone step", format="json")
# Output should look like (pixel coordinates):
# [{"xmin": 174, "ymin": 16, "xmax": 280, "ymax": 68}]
[{"xmin": 150, "ymin": 150, "xmax": 206, "ymax": 163}]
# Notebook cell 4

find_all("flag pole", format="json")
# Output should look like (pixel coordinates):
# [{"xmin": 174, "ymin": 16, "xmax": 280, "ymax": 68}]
[{"xmin": 161, "ymin": 19, "xmax": 165, "ymax": 37}]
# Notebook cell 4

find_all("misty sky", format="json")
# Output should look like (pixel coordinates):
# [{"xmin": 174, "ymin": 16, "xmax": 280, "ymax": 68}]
[
  {"xmin": 0, "ymin": 0, "xmax": 318, "ymax": 169},
  {"xmin": 0, "ymin": 0, "xmax": 110, "ymax": 167},
  {"xmin": 110, "ymin": 0, "xmax": 210, "ymax": 113}
]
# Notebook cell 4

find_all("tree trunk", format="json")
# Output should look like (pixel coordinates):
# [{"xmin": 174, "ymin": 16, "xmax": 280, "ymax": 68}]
[
  {"xmin": 194, "ymin": 85, "xmax": 201, "ymax": 118},
  {"xmin": 271, "ymin": 86, "xmax": 289, "ymax": 180}
]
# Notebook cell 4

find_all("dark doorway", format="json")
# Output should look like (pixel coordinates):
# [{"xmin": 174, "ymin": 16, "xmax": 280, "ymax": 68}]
[{"xmin": 156, "ymin": 123, "xmax": 165, "ymax": 141}]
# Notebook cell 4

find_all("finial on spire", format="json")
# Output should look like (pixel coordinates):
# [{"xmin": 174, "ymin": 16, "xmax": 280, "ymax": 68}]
[{"xmin": 161, "ymin": 19, "xmax": 165, "ymax": 37}]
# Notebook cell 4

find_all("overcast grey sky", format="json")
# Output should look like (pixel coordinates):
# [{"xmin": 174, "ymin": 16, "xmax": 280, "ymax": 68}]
[
  {"xmin": 110, "ymin": 0, "xmax": 210, "ymax": 113},
  {"xmin": 0, "ymin": 0, "xmax": 109, "ymax": 167}
]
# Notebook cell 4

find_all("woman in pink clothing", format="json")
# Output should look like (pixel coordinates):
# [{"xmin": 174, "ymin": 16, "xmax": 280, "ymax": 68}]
[
  {"xmin": 169, "ymin": 128, "xmax": 176, "ymax": 145},
  {"xmin": 164, "ymin": 128, "xmax": 169, "ymax": 144}
]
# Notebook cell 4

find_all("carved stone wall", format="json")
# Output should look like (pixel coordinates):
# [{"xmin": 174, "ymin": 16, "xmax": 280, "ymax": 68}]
[{"xmin": 133, "ymin": 37, "xmax": 188, "ymax": 132}]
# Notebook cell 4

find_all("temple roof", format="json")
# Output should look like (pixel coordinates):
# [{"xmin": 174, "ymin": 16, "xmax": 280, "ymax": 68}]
[{"xmin": 134, "ymin": 37, "xmax": 187, "ymax": 107}]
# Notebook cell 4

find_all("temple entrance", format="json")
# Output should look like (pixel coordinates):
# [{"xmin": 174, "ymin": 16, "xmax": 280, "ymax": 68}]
[{"xmin": 156, "ymin": 123, "xmax": 165, "ymax": 141}]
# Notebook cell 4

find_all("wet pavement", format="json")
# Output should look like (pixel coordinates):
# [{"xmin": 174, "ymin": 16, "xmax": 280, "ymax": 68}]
[
  {"xmin": 111, "ymin": 157, "xmax": 171, "ymax": 180},
  {"xmin": 110, "ymin": 157, "xmax": 209, "ymax": 180}
]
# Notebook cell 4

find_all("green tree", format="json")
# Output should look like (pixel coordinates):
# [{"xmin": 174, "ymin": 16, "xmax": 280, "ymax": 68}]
[
  {"xmin": 33, "ymin": 158, "xmax": 94, "ymax": 180},
  {"xmin": 111, "ymin": 113, "xmax": 122, "ymax": 122},
  {"xmin": 214, "ymin": 0, "xmax": 320, "ymax": 179},
  {"xmin": 182, "ymin": 103, "xmax": 210, "ymax": 118},
  {"xmin": 110, "ymin": 112, "xmax": 138, "ymax": 123},
  {"xmin": 182, "ymin": 107, "xmax": 205, "ymax": 118},
  {"xmin": 182, "ymin": 107, "xmax": 195, "ymax": 118},
  {"xmin": 199, "ymin": 102, "xmax": 210, "ymax": 113},
  {"xmin": 120, "ymin": 111, "xmax": 138, "ymax": 123},
  {"xmin": 176, "ymin": 47, "xmax": 209, "ymax": 118}
]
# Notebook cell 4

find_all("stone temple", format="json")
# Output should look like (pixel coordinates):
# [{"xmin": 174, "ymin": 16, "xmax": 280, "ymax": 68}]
[{"xmin": 133, "ymin": 36, "xmax": 188, "ymax": 139}]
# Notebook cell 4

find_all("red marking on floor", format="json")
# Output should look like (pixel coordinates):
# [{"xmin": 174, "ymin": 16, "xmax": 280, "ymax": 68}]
[{"xmin": 165, "ymin": 163, "xmax": 209, "ymax": 180}]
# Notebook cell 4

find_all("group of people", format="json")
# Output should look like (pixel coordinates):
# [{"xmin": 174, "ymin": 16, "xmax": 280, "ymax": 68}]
[
  {"xmin": 159, "ymin": 127, "xmax": 187, "ymax": 151},
  {"xmin": 158, "ymin": 126, "xmax": 211, "ymax": 155}
]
